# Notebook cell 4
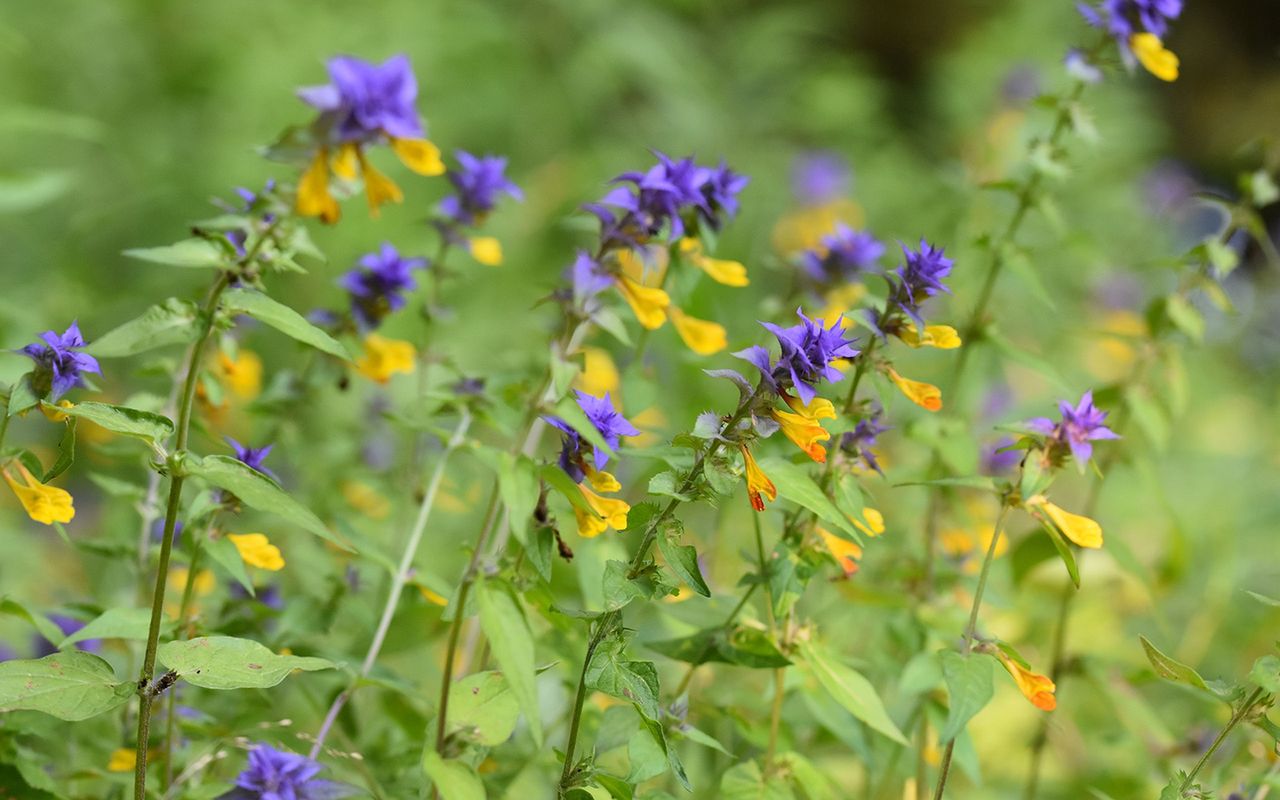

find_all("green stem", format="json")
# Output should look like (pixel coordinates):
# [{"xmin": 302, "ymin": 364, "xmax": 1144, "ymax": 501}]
[
  {"xmin": 134, "ymin": 270, "xmax": 232, "ymax": 800},
  {"xmin": 0, "ymin": 393, "xmax": 12, "ymax": 451},
  {"xmin": 164, "ymin": 533, "xmax": 205, "ymax": 788},
  {"xmin": 672, "ymin": 583, "xmax": 759, "ymax": 697},
  {"xmin": 754, "ymin": 513, "xmax": 785, "ymax": 771},
  {"xmin": 1180, "ymin": 686, "xmax": 1266, "ymax": 793}
]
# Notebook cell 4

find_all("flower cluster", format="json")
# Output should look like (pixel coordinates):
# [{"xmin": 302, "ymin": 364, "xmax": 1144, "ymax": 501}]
[
  {"xmin": 20, "ymin": 322, "xmax": 101, "ymax": 402},
  {"xmin": 223, "ymin": 743, "xmax": 351, "ymax": 800},
  {"xmin": 840, "ymin": 408, "xmax": 889, "ymax": 474},
  {"xmin": 1078, "ymin": 0, "xmax": 1182, "ymax": 81},
  {"xmin": 227, "ymin": 437, "xmax": 278, "ymax": 481},
  {"xmin": 887, "ymin": 239, "xmax": 954, "ymax": 328},
  {"xmin": 545, "ymin": 391, "xmax": 639, "ymax": 537},
  {"xmin": 340, "ymin": 242, "xmax": 429, "ymax": 330},
  {"xmin": 1026, "ymin": 390, "xmax": 1120, "ymax": 467},
  {"xmin": 799, "ymin": 223, "xmax": 885, "ymax": 287},
  {"xmin": 436, "ymin": 151, "xmax": 522, "ymax": 266},
  {"xmin": 737, "ymin": 309, "xmax": 859, "ymax": 405}
]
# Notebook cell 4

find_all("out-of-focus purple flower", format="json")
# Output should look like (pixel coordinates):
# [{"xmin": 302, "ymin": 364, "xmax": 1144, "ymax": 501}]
[
  {"xmin": 20, "ymin": 322, "xmax": 101, "ymax": 401},
  {"xmin": 0, "ymin": 643, "xmax": 15, "ymax": 662},
  {"xmin": 452, "ymin": 377, "xmax": 485, "ymax": 396},
  {"xmin": 33, "ymin": 614, "xmax": 101, "ymax": 657},
  {"xmin": 307, "ymin": 309, "xmax": 343, "ymax": 329},
  {"xmin": 587, "ymin": 152, "xmax": 745, "ymax": 247},
  {"xmin": 545, "ymin": 391, "xmax": 639, "ymax": 481},
  {"xmin": 840, "ymin": 409, "xmax": 888, "ymax": 474},
  {"xmin": 1078, "ymin": 0, "xmax": 1183, "ymax": 50},
  {"xmin": 889, "ymin": 239, "xmax": 954, "ymax": 328},
  {"xmin": 800, "ymin": 224, "xmax": 885, "ymax": 285},
  {"xmin": 699, "ymin": 161, "xmax": 749, "ymax": 229},
  {"xmin": 297, "ymin": 54, "xmax": 424, "ymax": 144},
  {"xmin": 150, "ymin": 519, "xmax": 184, "ymax": 545},
  {"xmin": 1027, "ymin": 391, "xmax": 1120, "ymax": 465},
  {"xmin": 1141, "ymin": 160, "xmax": 1198, "ymax": 216},
  {"xmin": 791, "ymin": 151, "xmax": 851, "ymax": 206},
  {"xmin": 980, "ymin": 436, "xmax": 1022, "ymax": 475},
  {"xmin": 736, "ymin": 309, "xmax": 860, "ymax": 405},
  {"xmin": 570, "ymin": 250, "xmax": 614, "ymax": 308},
  {"xmin": 1064, "ymin": 49, "xmax": 1104, "ymax": 84},
  {"xmin": 439, "ymin": 151, "xmax": 522, "ymax": 226},
  {"xmin": 1001, "ymin": 65, "xmax": 1041, "ymax": 107},
  {"xmin": 1092, "ymin": 272, "xmax": 1145, "ymax": 311},
  {"xmin": 223, "ymin": 743, "xmax": 352, "ymax": 800},
  {"xmin": 340, "ymin": 243, "xmax": 429, "ymax": 330},
  {"xmin": 226, "ymin": 438, "xmax": 278, "ymax": 482},
  {"xmin": 230, "ymin": 583, "xmax": 284, "ymax": 611}
]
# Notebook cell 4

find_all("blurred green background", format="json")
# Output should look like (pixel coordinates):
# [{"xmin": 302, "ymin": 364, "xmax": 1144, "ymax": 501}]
[{"xmin": 2, "ymin": 1, "xmax": 1279, "ymax": 797}]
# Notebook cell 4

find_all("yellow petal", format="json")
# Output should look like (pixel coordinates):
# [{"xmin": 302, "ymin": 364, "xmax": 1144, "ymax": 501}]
[
  {"xmin": 817, "ymin": 526, "xmax": 863, "ymax": 576},
  {"xmin": 853, "ymin": 507, "xmax": 886, "ymax": 538},
  {"xmin": 107, "ymin": 748, "xmax": 137, "ymax": 773},
  {"xmin": 770, "ymin": 408, "xmax": 831, "ymax": 463},
  {"xmin": 332, "ymin": 143, "xmax": 360, "ymax": 181},
  {"xmin": 1130, "ymin": 33, "xmax": 1179, "ymax": 82},
  {"xmin": 680, "ymin": 238, "xmax": 748, "ymax": 287},
  {"xmin": 781, "ymin": 391, "xmax": 836, "ymax": 421},
  {"xmin": 575, "ymin": 347, "xmax": 620, "ymax": 397},
  {"xmin": 770, "ymin": 199, "xmax": 864, "ymax": 256},
  {"xmin": 574, "ymin": 483, "xmax": 630, "ymax": 538},
  {"xmin": 419, "ymin": 585, "xmax": 448, "ymax": 606},
  {"xmin": 3, "ymin": 463, "xmax": 75, "ymax": 525},
  {"xmin": 584, "ymin": 466, "xmax": 622, "ymax": 493},
  {"xmin": 40, "ymin": 399, "xmax": 75, "ymax": 423},
  {"xmin": 616, "ymin": 276, "xmax": 670, "ymax": 330},
  {"xmin": 887, "ymin": 368, "xmax": 942, "ymax": 412},
  {"xmin": 391, "ymin": 137, "xmax": 446, "ymax": 176},
  {"xmin": 996, "ymin": 650, "xmax": 1057, "ymax": 711},
  {"xmin": 297, "ymin": 148, "xmax": 340, "ymax": 224},
  {"xmin": 898, "ymin": 324, "xmax": 962, "ymax": 349},
  {"xmin": 668, "ymin": 307, "xmax": 727, "ymax": 356},
  {"xmin": 355, "ymin": 334, "xmax": 417, "ymax": 384},
  {"xmin": 217, "ymin": 350, "xmax": 263, "ymax": 400},
  {"xmin": 228, "ymin": 533, "xmax": 285, "ymax": 571},
  {"xmin": 361, "ymin": 160, "xmax": 404, "ymax": 217},
  {"xmin": 1033, "ymin": 499, "xmax": 1103, "ymax": 549},
  {"xmin": 469, "ymin": 236, "xmax": 503, "ymax": 266},
  {"xmin": 616, "ymin": 245, "xmax": 668, "ymax": 286},
  {"xmin": 740, "ymin": 446, "xmax": 777, "ymax": 512},
  {"xmin": 817, "ymin": 284, "xmax": 867, "ymax": 329}
]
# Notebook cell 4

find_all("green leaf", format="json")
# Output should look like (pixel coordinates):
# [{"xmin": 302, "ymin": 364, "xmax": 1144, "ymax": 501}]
[
  {"xmin": 540, "ymin": 464, "xmax": 598, "ymax": 517},
  {"xmin": 42, "ymin": 401, "xmax": 173, "ymax": 444},
  {"xmin": 658, "ymin": 534, "xmax": 710, "ymax": 597},
  {"xmin": 42, "ymin": 417, "xmax": 75, "ymax": 482},
  {"xmin": 1248, "ymin": 655, "xmax": 1280, "ymax": 694},
  {"xmin": 446, "ymin": 670, "xmax": 520, "ymax": 746},
  {"xmin": 87, "ymin": 299, "xmax": 200, "ymax": 357},
  {"xmin": 602, "ymin": 560, "xmax": 650, "ymax": 612},
  {"xmin": 156, "ymin": 636, "xmax": 333, "ymax": 689},
  {"xmin": 477, "ymin": 450, "xmax": 540, "ymax": 546},
  {"xmin": 757, "ymin": 457, "xmax": 862, "ymax": 542},
  {"xmin": 221, "ymin": 288, "xmax": 351, "ymax": 360},
  {"xmin": 184, "ymin": 455, "xmax": 349, "ymax": 550},
  {"xmin": 627, "ymin": 717, "xmax": 669, "ymax": 782},
  {"xmin": 720, "ymin": 759, "xmax": 795, "ymax": 800},
  {"xmin": 797, "ymin": 640, "xmax": 907, "ymax": 745},
  {"xmin": 124, "ymin": 238, "xmax": 227, "ymax": 269},
  {"xmin": 203, "ymin": 535, "xmax": 255, "ymax": 596},
  {"xmin": 475, "ymin": 579, "xmax": 543, "ymax": 745},
  {"xmin": 1245, "ymin": 590, "xmax": 1280, "ymax": 608},
  {"xmin": 1036, "ymin": 517, "xmax": 1080, "ymax": 588},
  {"xmin": 0, "ymin": 652, "xmax": 133, "ymax": 720},
  {"xmin": 6, "ymin": 374, "xmax": 40, "ymax": 416},
  {"xmin": 648, "ymin": 626, "xmax": 790, "ymax": 669},
  {"xmin": 1139, "ymin": 635, "xmax": 1208, "ymax": 690},
  {"xmin": 648, "ymin": 470, "xmax": 692, "ymax": 501},
  {"xmin": 422, "ymin": 752, "xmax": 485, "ymax": 800},
  {"xmin": 779, "ymin": 751, "xmax": 836, "ymax": 800},
  {"xmin": 586, "ymin": 635, "xmax": 661, "ymax": 722},
  {"xmin": 1165, "ymin": 294, "xmax": 1205, "ymax": 343},
  {"xmin": 0, "ymin": 598, "xmax": 64, "ymax": 645},
  {"xmin": 897, "ymin": 475, "xmax": 999, "ymax": 492},
  {"xmin": 938, "ymin": 651, "xmax": 994, "ymax": 743},
  {"xmin": 60, "ymin": 607, "xmax": 169, "ymax": 648}
]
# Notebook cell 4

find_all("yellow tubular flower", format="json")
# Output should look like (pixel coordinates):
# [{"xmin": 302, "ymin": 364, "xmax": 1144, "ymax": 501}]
[
  {"xmin": 739, "ymin": 445, "xmax": 777, "ymax": 512},
  {"xmin": 355, "ymin": 151, "xmax": 403, "ymax": 217},
  {"xmin": 297, "ymin": 148, "xmax": 340, "ymax": 224},
  {"xmin": 853, "ymin": 507, "xmax": 886, "ymax": 538},
  {"xmin": 616, "ymin": 276, "xmax": 670, "ymax": 330},
  {"xmin": 1031, "ymin": 498, "xmax": 1103, "ymax": 549},
  {"xmin": 781, "ymin": 391, "xmax": 836, "ymax": 421},
  {"xmin": 574, "ymin": 483, "xmax": 630, "ymax": 538},
  {"xmin": 171, "ymin": 567, "xmax": 217, "ymax": 597},
  {"xmin": 228, "ymin": 533, "xmax": 285, "ymax": 571},
  {"xmin": 817, "ymin": 526, "xmax": 863, "ymax": 577},
  {"xmin": 887, "ymin": 367, "xmax": 943, "ymax": 412},
  {"xmin": 995, "ymin": 650, "xmax": 1057, "ymax": 711},
  {"xmin": 40, "ymin": 399, "xmax": 75, "ymax": 423},
  {"xmin": 3, "ymin": 462, "xmax": 74, "ymax": 525},
  {"xmin": 576, "ymin": 347, "xmax": 620, "ymax": 397},
  {"xmin": 668, "ymin": 307, "xmax": 728, "ymax": 356},
  {"xmin": 897, "ymin": 324, "xmax": 962, "ymax": 349},
  {"xmin": 770, "ymin": 408, "xmax": 831, "ymax": 463},
  {"xmin": 419, "ymin": 585, "xmax": 448, "ymax": 606},
  {"xmin": 390, "ymin": 137, "xmax": 446, "ymax": 175},
  {"xmin": 584, "ymin": 466, "xmax": 622, "ymax": 493},
  {"xmin": 1130, "ymin": 33, "xmax": 1179, "ymax": 82},
  {"xmin": 678, "ymin": 238, "xmax": 748, "ymax": 287},
  {"xmin": 469, "ymin": 236, "xmax": 503, "ymax": 266},
  {"xmin": 617, "ymin": 245, "xmax": 669, "ymax": 286},
  {"xmin": 217, "ymin": 350, "xmax": 263, "ymax": 400},
  {"xmin": 332, "ymin": 143, "xmax": 360, "ymax": 180},
  {"xmin": 355, "ymin": 334, "xmax": 417, "ymax": 383}
]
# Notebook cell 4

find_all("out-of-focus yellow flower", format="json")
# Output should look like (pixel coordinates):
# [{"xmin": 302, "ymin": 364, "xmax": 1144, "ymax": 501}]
[
  {"xmin": 629, "ymin": 406, "xmax": 666, "ymax": 449},
  {"xmin": 817, "ymin": 526, "xmax": 863, "ymax": 577},
  {"xmin": 616, "ymin": 276, "xmax": 670, "ymax": 330},
  {"xmin": 817, "ymin": 284, "xmax": 868, "ymax": 328},
  {"xmin": 941, "ymin": 522, "xmax": 1007, "ymax": 573},
  {"xmin": 357, "ymin": 152, "xmax": 404, "ymax": 217},
  {"xmin": 896, "ymin": 324, "xmax": 962, "ymax": 350},
  {"xmin": 771, "ymin": 199, "xmax": 864, "ymax": 256},
  {"xmin": 887, "ymin": 368, "xmax": 942, "ymax": 412},
  {"xmin": 297, "ymin": 147, "xmax": 341, "ymax": 224},
  {"xmin": 355, "ymin": 334, "xmax": 416, "ymax": 383},
  {"xmin": 418, "ymin": 584, "xmax": 448, "ymax": 606},
  {"xmin": 342, "ymin": 480, "xmax": 390, "ymax": 520},
  {"xmin": 40, "ymin": 399, "xmax": 75, "ymax": 423},
  {"xmin": 107, "ymin": 748, "xmax": 136, "ymax": 772},
  {"xmin": 668, "ymin": 307, "xmax": 727, "ymax": 355},
  {"xmin": 171, "ymin": 567, "xmax": 216, "ymax": 597},
  {"xmin": 216, "ymin": 350, "xmax": 263, "ymax": 400},
  {"xmin": 617, "ymin": 245, "xmax": 669, "ymax": 286},
  {"xmin": 575, "ymin": 483, "xmax": 629, "ymax": 538},
  {"xmin": 995, "ymin": 649, "xmax": 1057, "ymax": 711},
  {"xmin": 576, "ymin": 347, "xmax": 620, "ymax": 397},
  {"xmin": 770, "ymin": 409, "xmax": 831, "ymax": 463},
  {"xmin": 1130, "ymin": 33, "xmax": 1179, "ymax": 82},
  {"xmin": 678, "ymin": 238, "xmax": 748, "ymax": 287},
  {"xmin": 390, "ymin": 137, "xmax": 446, "ymax": 176},
  {"xmin": 469, "ymin": 236, "xmax": 503, "ymax": 266},
  {"xmin": 740, "ymin": 445, "xmax": 777, "ymax": 512},
  {"xmin": 228, "ymin": 533, "xmax": 285, "ymax": 571},
  {"xmin": 3, "ymin": 462, "xmax": 74, "ymax": 525},
  {"xmin": 1084, "ymin": 310, "xmax": 1145, "ymax": 381},
  {"xmin": 1028, "ymin": 497, "xmax": 1103, "ymax": 549},
  {"xmin": 853, "ymin": 507, "xmax": 886, "ymax": 538}
]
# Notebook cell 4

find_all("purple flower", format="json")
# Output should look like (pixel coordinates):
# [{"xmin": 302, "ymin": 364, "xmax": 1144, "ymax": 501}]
[
  {"xmin": 736, "ymin": 309, "xmax": 860, "ymax": 405},
  {"xmin": 980, "ymin": 436, "xmax": 1022, "ymax": 475},
  {"xmin": 1078, "ymin": 0, "xmax": 1183, "ymax": 51},
  {"xmin": 545, "ymin": 391, "xmax": 639, "ymax": 481},
  {"xmin": 341, "ymin": 243, "xmax": 428, "ymax": 329},
  {"xmin": 569, "ymin": 250, "xmax": 614, "ymax": 308},
  {"xmin": 840, "ymin": 409, "xmax": 888, "ymax": 474},
  {"xmin": 19, "ymin": 322, "xmax": 101, "ymax": 401},
  {"xmin": 889, "ymin": 239, "xmax": 954, "ymax": 328},
  {"xmin": 297, "ymin": 54, "xmax": 424, "ymax": 144},
  {"xmin": 439, "ymin": 151, "xmax": 522, "ymax": 226},
  {"xmin": 1027, "ymin": 391, "xmax": 1120, "ymax": 465},
  {"xmin": 699, "ymin": 161, "xmax": 749, "ymax": 229},
  {"xmin": 224, "ymin": 744, "xmax": 351, "ymax": 800},
  {"xmin": 150, "ymin": 519, "xmax": 184, "ymax": 545},
  {"xmin": 800, "ymin": 224, "xmax": 885, "ymax": 285},
  {"xmin": 1064, "ymin": 48, "xmax": 1103, "ymax": 84},
  {"xmin": 587, "ymin": 152, "xmax": 745, "ymax": 247},
  {"xmin": 33, "ymin": 614, "xmax": 101, "ymax": 658},
  {"xmin": 791, "ymin": 151, "xmax": 851, "ymax": 205},
  {"xmin": 226, "ymin": 437, "xmax": 278, "ymax": 481}
]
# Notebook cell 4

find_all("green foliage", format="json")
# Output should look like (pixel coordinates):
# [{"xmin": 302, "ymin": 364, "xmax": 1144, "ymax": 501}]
[{"xmin": 155, "ymin": 636, "xmax": 333, "ymax": 689}]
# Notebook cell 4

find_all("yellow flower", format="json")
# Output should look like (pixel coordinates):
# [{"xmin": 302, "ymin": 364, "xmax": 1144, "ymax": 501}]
[
  {"xmin": 896, "ymin": 324, "xmax": 962, "ymax": 350},
  {"xmin": 668, "ymin": 307, "xmax": 728, "ymax": 355},
  {"xmin": 853, "ymin": 507, "xmax": 886, "ymax": 538},
  {"xmin": 297, "ymin": 148, "xmax": 341, "ymax": 224},
  {"xmin": 3, "ymin": 462, "xmax": 74, "ymax": 525},
  {"xmin": 216, "ymin": 350, "xmax": 263, "ymax": 400},
  {"xmin": 574, "ymin": 483, "xmax": 630, "ymax": 538},
  {"xmin": 770, "ymin": 408, "xmax": 831, "ymax": 463},
  {"xmin": 617, "ymin": 245, "xmax": 669, "ymax": 286},
  {"xmin": 40, "ymin": 399, "xmax": 75, "ymax": 423},
  {"xmin": 816, "ymin": 284, "xmax": 867, "ymax": 328},
  {"xmin": 575, "ymin": 347, "xmax": 620, "ymax": 397},
  {"xmin": 1028, "ymin": 497, "xmax": 1103, "ymax": 549},
  {"xmin": 678, "ymin": 238, "xmax": 748, "ymax": 287},
  {"xmin": 332, "ymin": 142, "xmax": 360, "ymax": 180},
  {"xmin": 771, "ymin": 199, "xmax": 864, "ymax": 256},
  {"xmin": 355, "ymin": 334, "xmax": 417, "ymax": 383},
  {"xmin": 615, "ymin": 276, "xmax": 670, "ymax": 330},
  {"xmin": 171, "ymin": 567, "xmax": 216, "ymax": 597},
  {"xmin": 390, "ymin": 138, "xmax": 446, "ymax": 176},
  {"xmin": 342, "ymin": 480, "xmax": 391, "ymax": 520},
  {"xmin": 995, "ymin": 649, "xmax": 1057, "ymax": 711},
  {"xmin": 107, "ymin": 748, "xmax": 136, "ymax": 773},
  {"xmin": 1130, "ymin": 33, "xmax": 1179, "ymax": 82},
  {"xmin": 940, "ymin": 522, "xmax": 1006, "ymax": 573},
  {"xmin": 887, "ymin": 368, "xmax": 942, "ymax": 412},
  {"xmin": 817, "ymin": 526, "xmax": 863, "ymax": 577},
  {"xmin": 357, "ymin": 152, "xmax": 404, "ymax": 217},
  {"xmin": 584, "ymin": 466, "xmax": 622, "ymax": 493},
  {"xmin": 780, "ymin": 391, "xmax": 836, "ymax": 421},
  {"xmin": 418, "ymin": 584, "xmax": 448, "ymax": 606},
  {"xmin": 228, "ymin": 533, "xmax": 285, "ymax": 571},
  {"xmin": 469, "ymin": 236, "xmax": 503, "ymax": 266},
  {"xmin": 739, "ymin": 445, "xmax": 777, "ymax": 512}
]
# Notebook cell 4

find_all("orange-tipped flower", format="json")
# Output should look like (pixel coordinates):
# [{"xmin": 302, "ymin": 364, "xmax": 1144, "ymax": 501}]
[
  {"xmin": 739, "ymin": 445, "xmax": 777, "ymax": 512},
  {"xmin": 887, "ymin": 367, "xmax": 942, "ymax": 412},
  {"xmin": 995, "ymin": 649, "xmax": 1057, "ymax": 711},
  {"xmin": 770, "ymin": 408, "xmax": 831, "ymax": 463},
  {"xmin": 817, "ymin": 526, "xmax": 863, "ymax": 577}
]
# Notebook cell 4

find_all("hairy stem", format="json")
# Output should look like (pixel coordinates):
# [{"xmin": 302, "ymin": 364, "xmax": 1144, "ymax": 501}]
[{"xmin": 1181, "ymin": 686, "xmax": 1267, "ymax": 793}]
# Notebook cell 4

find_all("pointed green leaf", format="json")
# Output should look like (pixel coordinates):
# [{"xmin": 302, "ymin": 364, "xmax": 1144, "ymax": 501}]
[
  {"xmin": 42, "ymin": 401, "xmax": 173, "ymax": 444},
  {"xmin": 124, "ymin": 238, "xmax": 227, "ymax": 269},
  {"xmin": 87, "ymin": 299, "xmax": 200, "ymax": 357},
  {"xmin": 757, "ymin": 457, "xmax": 862, "ymax": 542},
  {"xmin": 797, "ymin": 640, "xmax": 907, "ymax": 745},
  {"xmin": 938, "ymin": 651, "xmax": 994, "ymax": 743},
  {"xmin": 1139, "ymin": 635, "xmax": 1208, "ymax": 690},
  {"xmin": 422, "ymin": 752, "xmax": 485, "ymax": 800},
  {"xmin": 585, "ymin": 637, "xmax": 661, "ymax": 722},
  {"xmin": 221, "ymin": 288, "xmax": 351, "ymax": 360},
  {"xmin": 156, "ymin": 636, "xmax": 333, "ymax": 689},
  {"xmin": 475, "ymin": 579, "xmax": 543, "ymax": 745},
  {"xmin": 60, "ymin": 607, "xmax": 170, "ymax": 648},
  {"xmin": 42, "ymin": 417, "xmax": 76, "ymax": 482},
  {"xmin": 0, "ymin": 652, "xmax": 133, "ymax": 720},
  {"xmin": 445, "ymin": 670, "xmax": 520, "ymax": 746},
  {"xmin": 203, "ymin": 535, "xmax": 255, "ymax": 596},
  {"xmin": 658, "ymin": 534, "xmax": 710, "ymax": 597}
]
